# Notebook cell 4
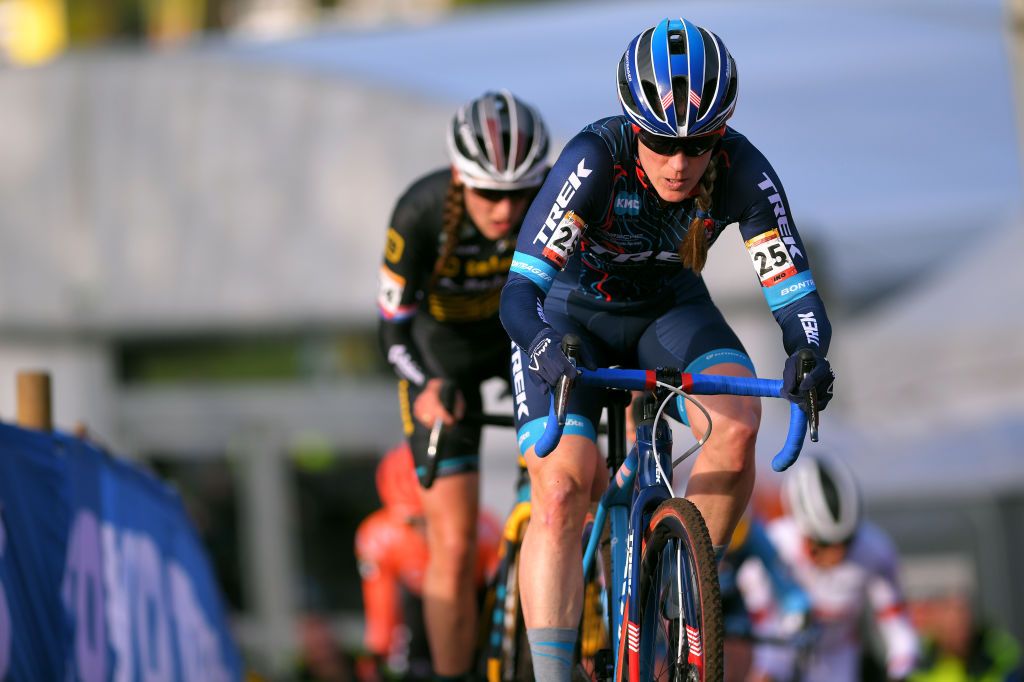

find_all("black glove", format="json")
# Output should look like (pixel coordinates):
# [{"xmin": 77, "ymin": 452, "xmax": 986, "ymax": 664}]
[
  {"xmin": 782, "ymin": 348, "xmax": 835, "ymax": 412},
  {"xmin": 526, "ymin": 329, "xmax": 577, "ymax": 388}
]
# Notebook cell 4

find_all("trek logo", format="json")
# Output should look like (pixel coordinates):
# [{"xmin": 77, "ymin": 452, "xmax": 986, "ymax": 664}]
[
  {"xmin": 621, "ymin": 531, "xmax": 634, "ymax": 613},
  {"xmin": 757, "ymin": 174, "xmax": 803, "ymax": 260},
  {"xmin": 532, "ymin": 159, "xmax": 592, "ymax": 245},
  {"xmin": 589, "ymin": 241, "xmax": 680, "ymax": 263},
  {"xmin": 797, "ymin": 312, "xmax": 820, "ymax": 346},
  {"xmin": 614, "ymin": 192, "xmax": 640, "ymax": 216},
  {"xmin": 510, "ymin": 342, "xmax": 530, "ymax": 419}
]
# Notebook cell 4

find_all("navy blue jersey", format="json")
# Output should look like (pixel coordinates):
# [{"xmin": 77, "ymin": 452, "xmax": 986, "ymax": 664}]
[{"xmin": 500, "ymin": 116, "xmax": 830, "ymax": 358}]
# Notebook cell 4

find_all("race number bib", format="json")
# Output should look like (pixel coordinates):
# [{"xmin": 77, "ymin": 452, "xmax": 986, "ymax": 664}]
[
  {"xmin": 745, "ymin": 229, "xmax": 797, "ymax": 287},
  {"xmin": 542, "ymin": 211, "xmax": 585, "ymax": 268},
  {"xmin": 377, "ymin": 266, "xmax": 407, "ymax": 317}
]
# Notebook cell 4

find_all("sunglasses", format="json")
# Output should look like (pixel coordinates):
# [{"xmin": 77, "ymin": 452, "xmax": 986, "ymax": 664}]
[
  {"xmin": 638, "ymin": 130, "xmax": 723, "ymax": 158},
  {"xmin": 470, "ymin": 186, "xmax": 536, "ymax": 202}
]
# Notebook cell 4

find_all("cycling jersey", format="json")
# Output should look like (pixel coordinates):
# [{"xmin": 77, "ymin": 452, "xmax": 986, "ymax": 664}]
[
  {"xmin": 499, "ymin": 116, "xmax": 831, "ymax": 360},
  {"xmin": 379, "ymin": 168, "xmax": 518, "ymax": 387},
  {"xmin": 720, "ymin": 516, "xmax": 809, "ymax": 636},
  {"xmin": 355, "ymin": 508, "xmax": 502, "ymax": 660},
  {"xmin": 740, "ymin": 517, "xmax": 919, "ymax": 682},
  {"xmin": 378, "ymin": 168, "xmax": 520, "ymax": 478}
]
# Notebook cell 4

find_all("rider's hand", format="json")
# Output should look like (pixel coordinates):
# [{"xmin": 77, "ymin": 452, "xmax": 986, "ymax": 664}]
[
  {"xmin": 782, "ymin": 348, "xmax": 835, "ymax": 412},
  {"xmin": 526, "ymin": 329, "xmax": 578, "ymax": 389},
  {"xmin": 413, "ymin": 378, "xmax": 465, "ymax": 429}
]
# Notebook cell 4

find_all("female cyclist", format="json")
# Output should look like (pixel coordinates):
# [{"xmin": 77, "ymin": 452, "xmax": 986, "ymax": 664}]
[
  {"xmin": 376, "ymin": 89, "xmax": 549, "ymax": 681},
  {"xmin": 498, "ymin": 18, "xmax": 835, "ymax": 681},
  {"xmin": 743, "ymin": 454, "xmax": 918, "ymax": 682}
]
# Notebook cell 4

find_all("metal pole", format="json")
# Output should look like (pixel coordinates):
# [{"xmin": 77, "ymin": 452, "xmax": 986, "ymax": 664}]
[{"xmin": 16, "ymin": 371, "xmax": 52, "ymax": 431}]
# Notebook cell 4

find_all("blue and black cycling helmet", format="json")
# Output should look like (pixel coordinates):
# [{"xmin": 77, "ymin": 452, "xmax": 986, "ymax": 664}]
[{"xmin": 617, "ymin": 18, "xmax": 738, "ymax": 137}]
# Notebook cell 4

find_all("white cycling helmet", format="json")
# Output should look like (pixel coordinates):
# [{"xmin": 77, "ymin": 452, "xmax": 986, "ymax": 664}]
[
  {"xmin": 446, "ymin": 90, "xmax": 549, "ymax": 191},
  {"xmin": 782, "ymin": 454, "xmax": 862, "ymax": 545}
]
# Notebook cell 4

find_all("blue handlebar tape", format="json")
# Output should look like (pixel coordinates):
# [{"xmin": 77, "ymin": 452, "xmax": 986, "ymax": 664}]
[
  {"xmin": 534, "ymin": 397, "xmax": 561, "ymax": 458},
  {"xmin": 771, "ymin": 402, "xmax": 808, "ymax": 472},
  {"xmin": 687, "ymin": 375, "xmax": 783, "ymax": 398}
]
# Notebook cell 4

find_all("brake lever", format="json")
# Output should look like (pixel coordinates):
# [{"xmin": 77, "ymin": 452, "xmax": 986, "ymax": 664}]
[{"xmin": 797, "ymin": 349, "xmax": 819, "ymax": 442}]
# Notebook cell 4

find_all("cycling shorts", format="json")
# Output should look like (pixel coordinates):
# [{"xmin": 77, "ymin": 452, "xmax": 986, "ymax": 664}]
[
  {"xmin": 399, "ymin": 313, "xmax": 510, "ymax": 483},
  {"xmin": 511, "ymin": 282, "xmax": 754, "ymax": 456}
]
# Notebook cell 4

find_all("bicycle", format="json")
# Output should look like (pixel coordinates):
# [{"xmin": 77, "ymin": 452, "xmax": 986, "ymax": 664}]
[{"xmin": 536, "ymin": 335, "xmax": 816, "ymax": 682}]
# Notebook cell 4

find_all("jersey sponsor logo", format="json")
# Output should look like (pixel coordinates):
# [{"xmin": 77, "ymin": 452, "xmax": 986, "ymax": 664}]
[
  {"xmin": 384, "ymin": 227, "xmax": 405, "ymax": 264},
  {"xmin": 780, "ymin": 278, "xmax": 814, "ymax": 297},
  {"xmin": 510, "ymin": 342, "xmax": 529, "ymax": 420},
  {"xmin": 588, "ymin": 241, "xmax": 681, "ymax": 263},
  {"xmin": 377, "ymin": 266, "xmax": 413, "ymax": 319},
  {"xmin": 511, "ymin": 258, "xmax": 553, "ymax": 284},
  {"xmin": 387, "ymin": 344, "xmax": 425, "ymax": 385},
  {"xmin": 797, "ymin": 312, "xmax": 821, "ymax": 346},
  {"xmin": 745, "ymin": 229, "xmax": 798, "ymax": 287},
  {"xmin": 541, "ymin": 211, "xmax": 585, "ymax": 267},
  {"xmin": 532, "ymin": 158, "xmax": 592, "ymax": 247},
  {"xmin": 756, "ymin": 173, "xmax": 803, "ymax": 260},
  {"xmin": 614, "ymin": 191, "xmax": 640, "ymax": 216},
  {"xmin": 527, "ymin": 337, "xmax": 550, "ymax": 372},
  {"xmin": 464, "ymin": 255, "xmax": 513, "ymax": 278}
]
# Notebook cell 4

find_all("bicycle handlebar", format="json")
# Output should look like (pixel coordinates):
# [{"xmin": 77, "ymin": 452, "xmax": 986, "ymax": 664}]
[{"xmin": 534, "ymin": 366, "xmax": 808, "ymax": 472}]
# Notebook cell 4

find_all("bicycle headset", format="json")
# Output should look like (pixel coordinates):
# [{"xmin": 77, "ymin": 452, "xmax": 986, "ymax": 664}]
[
  {"xmin": 782, "ymin": 454, "xmax": 863, "ymax": 545},
  {"xmin": 446, "ymin": 89, "xmax": 550, "ymax": 190},
  {"xmin": 617, "ymin": 17, "xmax": 739, "ymax": 138}
]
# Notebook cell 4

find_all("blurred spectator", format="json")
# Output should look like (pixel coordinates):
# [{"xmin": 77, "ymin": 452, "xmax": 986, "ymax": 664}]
[
  {"xmin": 741, "ymin": 453, "xmax": 918, "ymax": 682},
  {"xmin": 354, "ymin": 443, "xmax": 501, "ymax": 680},
  {"xmin": 904, "ymin": 558, "xmax": 1022, "ymax": 682},
  {"xmin": 294, "ymin": 612, "xmax": 354, "ymax": 682}
]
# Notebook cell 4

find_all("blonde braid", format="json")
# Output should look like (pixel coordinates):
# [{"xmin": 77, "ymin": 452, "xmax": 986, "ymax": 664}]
[
  {"xmin": 679, "ymin": 154, "xmax": 722, "ymax": 274},
  {"xmin": 430, "ymin": 180, "xmax": 466, "ymax": 289}
]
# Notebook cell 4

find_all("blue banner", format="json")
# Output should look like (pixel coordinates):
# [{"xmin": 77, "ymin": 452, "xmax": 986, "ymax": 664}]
[{"xmin": 0, "ymin": 422, "xmax": 242, "ymax": 680}]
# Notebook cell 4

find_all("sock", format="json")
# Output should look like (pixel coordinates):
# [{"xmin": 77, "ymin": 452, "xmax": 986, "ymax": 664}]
[
  {"xmin": 713, "ymin": 543, "xmax": 728, "ymax": 564},
  {"xmin": 527, "ymin": 626, "xmax": 577, "ymax": 682}
]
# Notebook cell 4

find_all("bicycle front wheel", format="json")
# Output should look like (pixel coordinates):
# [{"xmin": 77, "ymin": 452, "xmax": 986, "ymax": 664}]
[{"xmin": 635, "ymin": 498, "xmax": 723, "ymax": 682}]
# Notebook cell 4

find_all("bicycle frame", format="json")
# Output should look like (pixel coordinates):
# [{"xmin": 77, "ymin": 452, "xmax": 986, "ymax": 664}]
[{"xmin": 537, "ymin": 365, "xmax": 811, "ymax": 681}]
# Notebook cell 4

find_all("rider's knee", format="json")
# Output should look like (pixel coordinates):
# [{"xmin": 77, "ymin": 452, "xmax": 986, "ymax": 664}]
[
  {"xmin": 707, "ymin": 418, "xmax": 758, "ymax": 471},
  {"xmin": 429, "ymin": 532, "xmax": 476, "ymax": 574},
  {"xmin": 532, "ymin": 475, "xmax": 588, "ymax": 533}
]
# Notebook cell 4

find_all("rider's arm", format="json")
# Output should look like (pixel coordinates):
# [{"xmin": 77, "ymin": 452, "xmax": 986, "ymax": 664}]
[
  {"xmin": 864, "ymin": 529, "xmax": 919, "ymax": 679},
  {"xmin": 499, "ymin": 131, "xmax": 613, "ymax": 350},
  {"xmin": 729, "ymin": 152, "xmax": 833, "ymax": 357},
  {"xmin": 355, "ymin": 513, "xmax": 402, "ymax": 657},
  {"xmin": 378, "ymin": 182, "xmax": 438, "ymax": 386}
]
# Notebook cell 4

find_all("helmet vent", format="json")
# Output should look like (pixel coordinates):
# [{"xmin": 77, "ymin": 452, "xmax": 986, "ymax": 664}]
[
  {"xmin": 818, "ymin": 465, "xmax": 842, "ymax": 521},
  {"xmin": 642, "ymin": 80, "xmax": 664, "ymax": 119},
  {"xmin": 668, "ymin": 29, "xmax": 686, "ymax": 54},
  {"xmin": 671, "ymin": 76, "xmax": 689, "ymax": 119}
]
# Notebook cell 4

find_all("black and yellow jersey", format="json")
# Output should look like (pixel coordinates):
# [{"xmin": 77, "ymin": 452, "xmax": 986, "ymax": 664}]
[{"xmin": 377, "ymin": 168, "xmax": 518, "ymax": 385}]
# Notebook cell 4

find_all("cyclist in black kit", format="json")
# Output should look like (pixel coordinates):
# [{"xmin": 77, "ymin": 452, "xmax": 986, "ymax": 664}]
[
  {"xmin": 376, "ymin": 90, "xmax": 550, "ymax": 681},
  {"xmin": 498, "ymin": 18, "xmax": 836, "ymax": 681}
]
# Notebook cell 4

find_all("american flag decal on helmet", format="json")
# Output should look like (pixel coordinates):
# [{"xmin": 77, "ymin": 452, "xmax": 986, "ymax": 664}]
[
  {"xmin": 661, "ymin": 90, "xmax": 674, "ymax": 113},
  {"xmin": 689, "ymin": 89, "xmax": 701, "ymax": 108}
]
